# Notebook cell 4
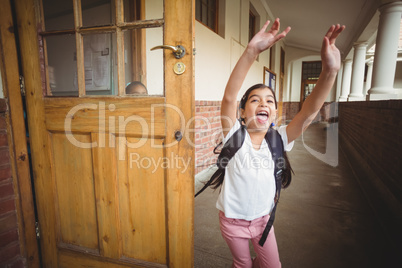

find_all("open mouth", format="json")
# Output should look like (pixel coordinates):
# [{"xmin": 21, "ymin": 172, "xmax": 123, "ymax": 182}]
[{"xmin": 256, "ymin": 111, "xmax": 269, "ymax": 123}]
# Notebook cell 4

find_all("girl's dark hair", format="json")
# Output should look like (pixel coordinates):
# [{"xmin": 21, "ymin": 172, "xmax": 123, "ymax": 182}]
[
  {"xmin": 240, "ymin": 83, "xmax": 278, "ymax": 111},
  {"xmin": 211, "ymin": 83, "xmax": 293, "ymax": 189},
  {"xmin": 281, "ymin": 151, "xmax": 293, "ymax": 188}
]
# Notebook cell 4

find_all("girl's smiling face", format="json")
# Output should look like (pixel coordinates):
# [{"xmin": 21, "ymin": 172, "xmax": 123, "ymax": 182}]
[{"xmin": 240, "ymin": 87, "xmax": 277, "ymax": 131}]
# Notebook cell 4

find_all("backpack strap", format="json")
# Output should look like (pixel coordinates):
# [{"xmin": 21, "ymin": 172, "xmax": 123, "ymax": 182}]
[
  {"xmin": 195, "ymin": 121, "xmax": 246, "ymax": 197},
  {"xmin": 258, "ymin": 127, "xmax": 285, "ymax": 246},
  {"xmin": 216, "ymin": 124, "xmax": 246, "ymax": 169}
]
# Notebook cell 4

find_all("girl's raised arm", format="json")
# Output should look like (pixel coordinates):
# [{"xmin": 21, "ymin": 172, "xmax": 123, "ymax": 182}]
[
  {"xmin": 286, "ymin": 24, "xmax": 345, "ymax": 143},
  {"xmin": 220, "ymin": 19, "xmax": 291, "ymax": 137}
]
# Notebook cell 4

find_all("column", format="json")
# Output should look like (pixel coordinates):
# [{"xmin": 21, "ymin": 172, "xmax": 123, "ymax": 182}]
[
  {"xmin": 348, "ymin": 43, "xmax": 367, "ymax": 101},
  {"xmin": 338, "ymin": 60, "xmax": 352, "ymax": 102},
  {"xmin": 368, "ymin": 2, "xmax": 402, "ymax": 100},
  {"xmin": 364, "ymin": 57, "xmax": 374, "ymax": 96}
]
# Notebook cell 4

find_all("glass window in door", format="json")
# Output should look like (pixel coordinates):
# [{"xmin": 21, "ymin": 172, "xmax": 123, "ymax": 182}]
[{"xmin": 40, "ymin": 0, "xmax": 164, "ymax": 97}]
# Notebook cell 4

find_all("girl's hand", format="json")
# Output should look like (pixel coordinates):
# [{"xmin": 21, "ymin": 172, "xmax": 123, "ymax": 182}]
[
  {"xmin": 321, "ymin": 24, "xmax": 346, "ymax": 72},
  {"xmin": 247, "ymin": 19, "xmax": 291, "ymax": 56}
]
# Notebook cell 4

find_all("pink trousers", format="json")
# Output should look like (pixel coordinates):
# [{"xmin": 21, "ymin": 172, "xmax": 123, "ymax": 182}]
[{"xmin": 219, "ymin": 211, "xmax": 281, "ymax": 268}]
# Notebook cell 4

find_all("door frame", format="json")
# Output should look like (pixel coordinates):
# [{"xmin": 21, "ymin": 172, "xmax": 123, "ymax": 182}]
[{"xmin": 0, "ymin": 0, "xmax": 40, "ymax": 266}]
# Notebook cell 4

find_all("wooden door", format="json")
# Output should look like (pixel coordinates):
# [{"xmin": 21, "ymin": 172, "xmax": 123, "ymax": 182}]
[{"xmin": 14, "ymin": 0, "xmax": 194, "ymax": 267}]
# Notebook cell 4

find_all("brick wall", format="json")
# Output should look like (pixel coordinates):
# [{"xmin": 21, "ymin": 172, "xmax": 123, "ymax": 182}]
[
  {"xmin": 281, "ymin": 101, "xmax": 335, "ymax": 123},
  {"xmin": 194, "ymin": 101, "xmax": 222, "ymax": 174},
  {"xmin": 281, "ymin": 102, "xmax": 300, "ymax": 123},
  {"xmin": 0, "ymin": 99, "xmax": 26, "ymax": 268},
  {"xmin": 338, "ymin": 100, "xmax": 402, "ymax": 247}
]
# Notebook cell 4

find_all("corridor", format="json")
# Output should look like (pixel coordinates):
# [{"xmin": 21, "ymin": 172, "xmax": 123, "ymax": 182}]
[{"xmin": 194, "ymin": 122, "xmax": 400, "ymax": 268}]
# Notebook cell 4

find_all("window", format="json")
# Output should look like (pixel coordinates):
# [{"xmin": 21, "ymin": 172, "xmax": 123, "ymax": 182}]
[
  {"xmin": 301, "ymin": 61, "xmax": 322, "ymax": 102},
  {"xmin": 196, "ymin": 0, "xmax": 218, "ymax": 33},
  {"xmin": 249, "ymin": 11, "xmax": 256, "ymax": 42},
  {"xmin": 248, "ymin": 3, "xmax": 260, "ymax": 43},
  {"xmin": 302, "ymin": 61, "xmax": 322, "ymax": 80},
  {"xmin": 280, "ymin": 47, "xmax": 285, "ymax": 75},
  {"xmin": 39, "ymin": 0, "xmax": 164, "ymax": 97}
]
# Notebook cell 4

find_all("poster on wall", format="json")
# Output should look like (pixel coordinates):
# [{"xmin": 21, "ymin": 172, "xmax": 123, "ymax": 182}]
[
  {"xmin": 263, "ymin": 67, "xmax": 276, "ymax": 92},
  {"xmin": 74, "ymin": 34, "xmax": 112, "ymax": 92}
]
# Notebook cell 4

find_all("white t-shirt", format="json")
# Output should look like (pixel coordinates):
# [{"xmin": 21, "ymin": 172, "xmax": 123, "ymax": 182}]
[{"xmin": 216, "ymin": 120, "xmax": 294, "ymax": 221}]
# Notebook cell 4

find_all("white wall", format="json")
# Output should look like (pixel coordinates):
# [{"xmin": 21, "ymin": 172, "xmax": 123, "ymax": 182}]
[
  {"xmin": 286, "ymin": 56, "xmax": 338, "ymax": 103},
  {"xmin": 283, "ymin": 46, "xmax": 341, "ymax": 103},
  {"xmin": 194, "ymin": 23, "xmax": 230, "ymax": 101},
  {"xmin": 194, "ymin": 0, "xmax": 339, "ymax": 103},
  {"xmin": 145, "ymin": 0, "xmax": 164, "ymax": 95},
  {"xmin": 195, "ymin": 0, "xmax": 277, "ymax": 101}
]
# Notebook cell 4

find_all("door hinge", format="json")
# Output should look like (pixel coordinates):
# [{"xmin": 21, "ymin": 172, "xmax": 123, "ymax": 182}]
[
  {"xmin": 19, "ymin": 75, "xmax": 25, "ymax": 96},
  {"xmin": 35, "ymin": 221, "xmax": 40, "ymax": 240}
]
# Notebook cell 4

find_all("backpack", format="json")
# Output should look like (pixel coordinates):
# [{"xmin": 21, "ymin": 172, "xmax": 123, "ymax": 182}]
[{"xmin": 195, "ymin": 121, "xmax": 288, "ymax": 246}]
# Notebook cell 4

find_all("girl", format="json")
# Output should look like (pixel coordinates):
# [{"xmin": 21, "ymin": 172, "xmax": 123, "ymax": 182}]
[{"xmin": 216, "ymin": 19, "xmax": 345, "ymax": 267}]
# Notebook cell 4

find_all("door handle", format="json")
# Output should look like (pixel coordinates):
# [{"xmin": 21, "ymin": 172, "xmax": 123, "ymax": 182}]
[{"xmin": 151, "ymin": 45, "xmax": 186, "ymax": 59}]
